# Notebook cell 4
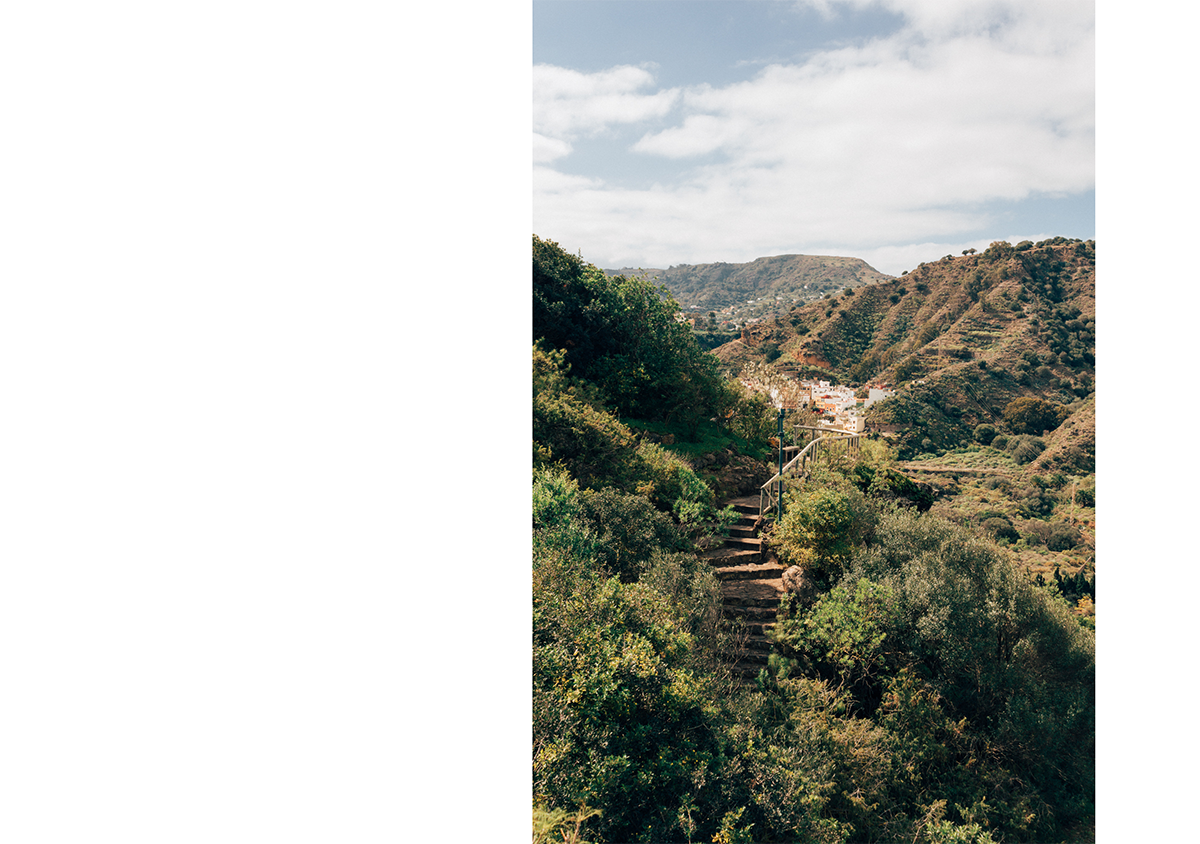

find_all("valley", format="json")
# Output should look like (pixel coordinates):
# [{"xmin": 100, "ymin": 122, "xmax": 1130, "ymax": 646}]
[{"xmin": 533, "ymin": 234, "xmax": 1096, "ymax": 843}]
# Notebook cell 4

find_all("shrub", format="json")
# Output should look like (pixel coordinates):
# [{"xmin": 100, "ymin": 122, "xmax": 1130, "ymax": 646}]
[
  {"xmin": 771, "ymin": 480, "xmax": 874, "ymax": 584},
  {"xmin": 982, "ymin": 517, "xmax": 1019, "ymax": 542},
  {"xmin": 1017, "ymin": 484, "xmax": 1056, "ymax": 516},
  {"xmin": 770, "ymin": 578, "xmax": 899, "ymax": 705},
  {"xmin": 533, "ymin": 484, "xmax": 729, "ymax": 843},
  {"xmin": 576, "ymin": 487, "xmax": 689, "ymax": 581},
  {"xmin": 533, "ymin": 390, "xmax": 640, "ymax": 490},
  {"xmin": 1006, "ymin": 434, "xmax": 1046, "ymax": 465},
  {"xmin": 990, "ymin": 434, "xmax": 1009, "ymax": 451},
  {"xmin": 1075, "ymin": 486, "xmax": 1095, "ymax": 507},
  {"xmin": 973, "ymin": 423, "xmax": 997, "ymax": 445},
  {"xmin": 633, "ymin": 440, "xmax": 715, "ymax": 517},
  {"xmin": 1003, "ymin": 397, "xmax": 1068, "ymax": 435},
  {"xmin": 1046, "ymin": 522, "xmax": 1082, "ymax": 551}
]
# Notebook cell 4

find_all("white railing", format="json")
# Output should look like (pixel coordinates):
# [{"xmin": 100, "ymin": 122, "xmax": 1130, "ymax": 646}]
[{"xmin": 760, "ymin": 432, "xmax": 861, "ymax": 518}]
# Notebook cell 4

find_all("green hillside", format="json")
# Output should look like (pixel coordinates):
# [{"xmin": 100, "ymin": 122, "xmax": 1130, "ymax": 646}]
[
  {"xmin": 532, "ymin": 235, "xmax": 1095, "ymax": 844},
  {"xmin": 716, "ymin": 238, "xmax": 1096, "ymax": 456},
  {"xmin": 604, "ymin": 253, "xmax": 894, "ymax": 323}
]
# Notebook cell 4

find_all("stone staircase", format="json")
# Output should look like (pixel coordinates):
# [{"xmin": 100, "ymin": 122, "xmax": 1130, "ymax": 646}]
[{"xmin": 702, "ymin": 496, "xmax": 786, "ymax": 686}]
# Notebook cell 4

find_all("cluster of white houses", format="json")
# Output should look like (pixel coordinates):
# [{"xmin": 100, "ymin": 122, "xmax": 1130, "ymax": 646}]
[{"xmin": 740, "ymin": 377, "xmax": 896, "ymax": 434}]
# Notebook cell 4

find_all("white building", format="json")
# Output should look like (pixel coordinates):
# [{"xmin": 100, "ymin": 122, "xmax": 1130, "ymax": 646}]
[{"xmin": 863, "ymin": 387, "xmax": 894, "ymax": 409}]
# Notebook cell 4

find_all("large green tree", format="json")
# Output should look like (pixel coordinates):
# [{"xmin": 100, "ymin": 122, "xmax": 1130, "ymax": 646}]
[
  {"xmin": 534, "ymin": 235, "xmax": 730, "ymax": 430},
  {"xmin": 1002, "ymin": 396, "xmax": 1067, "ymax": 435}
]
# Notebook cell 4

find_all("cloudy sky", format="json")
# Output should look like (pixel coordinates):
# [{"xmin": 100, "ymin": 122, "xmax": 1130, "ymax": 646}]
[{"xmin": 533, "ymin": 0, "xmax": 1094, "ymax": 276}]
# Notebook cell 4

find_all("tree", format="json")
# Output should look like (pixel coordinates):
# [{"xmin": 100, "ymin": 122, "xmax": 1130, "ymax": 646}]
[
  {"xmin": 972, "ymin": 423, "xmax": 997, "ymax": 445},
  {"xmin": 1002, "ymin": 397, "xmax": 1067, "ymax": 435},
  {"xmin": 533, "ymin": 235, "xmax": 731, "ymax": 430},
  {"xmin": 771, "ymin": 480, "xmax": 874, "ymax": 584}
]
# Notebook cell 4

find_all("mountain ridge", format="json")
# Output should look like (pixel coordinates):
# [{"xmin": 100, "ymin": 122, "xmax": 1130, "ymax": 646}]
[
  {"xmin": 712, "ymin": 237, "xmax": 1096, "ymax": 462},
  {"xmin": 603, "ymin": 253, "xmax": 895, "ymax": 321}
]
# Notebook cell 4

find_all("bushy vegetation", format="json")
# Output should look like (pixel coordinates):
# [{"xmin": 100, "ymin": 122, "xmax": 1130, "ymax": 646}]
[
  {"xmin": 533, "ymin": 468, "xmax": 736, "ymax": 843},
  {"xmin": 531, "ymin": 236, "xmax": 1094, "ymax": 843},
  {"xmin": 535, "ymin": 235, "xmax": 731, "ymax": 433},
  {"xmin": 768, "ymin": 507, "xmax": 1094, "ymax": 841},
  {"xmin": 1002, "ymin": 396, "xmax": 1068, "ymax": 435}
]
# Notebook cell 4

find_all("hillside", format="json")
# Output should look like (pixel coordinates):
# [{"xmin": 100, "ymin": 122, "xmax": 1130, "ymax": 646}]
[
  {"xmin": 533, "ymin": 234, "xmax": 1094, "ymax": 844},
  {"xmin": 604, "ymin": 253, "xmax": 894, "ymax": 323},
  {"xmin": 714, "ymin": 237, "xmax": 1096, "ymax": 459}
]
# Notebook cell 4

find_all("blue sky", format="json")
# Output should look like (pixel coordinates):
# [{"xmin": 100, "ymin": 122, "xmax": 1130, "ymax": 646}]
[{"xmin": 533, "ymin": 0, "xmax": 1095, "ymax": 275}]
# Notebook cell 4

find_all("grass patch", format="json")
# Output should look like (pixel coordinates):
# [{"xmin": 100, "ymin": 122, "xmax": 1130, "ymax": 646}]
[
  {"xmin": 621, "ymin": 417, "xmax": 770, "ymax": 461},
  {"xmin": 906, "ymin": 447, "xmax": 1020, "ymax": 470}
]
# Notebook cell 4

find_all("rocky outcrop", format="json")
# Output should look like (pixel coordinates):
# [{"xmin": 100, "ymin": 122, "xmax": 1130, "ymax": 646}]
[
  {"xmin": 691, "ymin": 449, "xmax": 772, "ymax": 501},
  {"xmin": 781, "ymin": 565, "xmax": 817, "ymax": 606}
]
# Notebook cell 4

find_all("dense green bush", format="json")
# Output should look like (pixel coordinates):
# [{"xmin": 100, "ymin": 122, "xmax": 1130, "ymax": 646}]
[
  {"xmin": 1046, "ymin": 522, "xmax": 1083, "ymax": 551},
  {"xmin": 533, "ymin": 347, "xmax": 718, "ymax": 522},
  {"xmin": 576, "ymin": 487, "xmax": 690, "ymax": 582},
  {"xmin": 972, "ymin": 423, "xmax": 997, "ymax": 445},
  {"xmin": 632, "ymin": 439, "xmax": 715, "ymax": 519},
  {"xmin": 758, "ymin": 508, "xmax": 1095, "ymax": 841},
  {"xmin": 1002, "ymin": 396, "xmax": 1067, "ymax": 435},
  {"xmin": 534, "ymin": 235, "xmax": 731, "ymax": 430},
  {"xmin": 1017, "ymin": 484, "xmax": 1056, "ymax": 517},
  {"xmin": 1006, "ymin": 434, "xmax": 1046, "ymax": 464},
  {"xmin": 770, "ymin": 471, "xmax": 875, "ymax": 585},
  {"xmin": 981, "ymin": 516, "xmax": 1019, "ymax": 542},
  {"xmin": 532, "ymin": 469, "xmax": 732, "ymax": 843}
]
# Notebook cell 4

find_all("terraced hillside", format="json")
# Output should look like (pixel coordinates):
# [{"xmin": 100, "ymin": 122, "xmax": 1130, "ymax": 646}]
[{"xmin": 714, "ymin": 238, "xmax": 1096, "ymax": 459}]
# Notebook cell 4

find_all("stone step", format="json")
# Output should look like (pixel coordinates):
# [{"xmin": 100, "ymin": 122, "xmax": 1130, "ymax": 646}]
[
  {"xmin": 727, "ymin": 523, "xmax": 757, "ymax": 538},
  {"xmin": 713, "ymin": 562, "xmax": 787, "ymax": 582},
  {"xmin": 703, "ymin": 547, "xmax": 761, "ymax": 567},
  {"xmin": 724, "ymin": 617, "xmax": 776, "ymax": 635},
  {"xmin": 722, "ymin": 536, "xmax": 763, "ymax": 551},
  {"xmin": 723, "ymin": 603, "xmax": 778, "ymax": 621},
  {"xmin": 722, "ymin": 593, "xmax": 780, "ymax": 609},
  {"xmin": 733, "ymin": 648, "xmax": 770, "ymax": 666},
  {"xmin": 741, "ymin": 634, "xmax": 773, "ymax": 653},
  {"xmin": 729, "ymin": 664, "xmax": 766, "ymax": 685},
  {"xmin": 741, "ymin": 620, "xmax": 776, "ymax": 636}
]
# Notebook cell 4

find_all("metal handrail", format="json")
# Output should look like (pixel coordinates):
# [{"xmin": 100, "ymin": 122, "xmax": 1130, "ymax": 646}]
[{"xmin": 760, "ymin": 433, "xmax": 860, "ymax": 518}]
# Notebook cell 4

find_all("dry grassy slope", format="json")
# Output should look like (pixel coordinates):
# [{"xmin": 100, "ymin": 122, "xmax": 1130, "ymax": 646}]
[
  {"xmin": 605, "ymin": 254, "xmax": 894, "ymax": 312},
  {"xmin": 1034, "ymin": 396, "xmax": 1095, "ymax": 475},
  {"xmin": 713, "ymin": 239, "xmax": 1097, "ymax": 456}
]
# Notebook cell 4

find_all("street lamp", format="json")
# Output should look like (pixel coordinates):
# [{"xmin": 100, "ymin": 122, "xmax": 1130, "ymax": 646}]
[{"xmin": 769, "ymin": 389, "xmax": 798, "ymax": 521}]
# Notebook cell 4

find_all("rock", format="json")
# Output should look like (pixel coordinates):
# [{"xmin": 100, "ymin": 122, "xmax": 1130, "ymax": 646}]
[{"xmin": 782, "ymin": 566, "xmax": 816, "ymax": 605}]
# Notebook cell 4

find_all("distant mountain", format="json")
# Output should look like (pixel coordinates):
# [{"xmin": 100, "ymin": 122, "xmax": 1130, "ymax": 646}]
[
  {"xmin": 603, "ymin": 254, "xmax": 894, "ymax": 321},
  {"xmin": 709, "ymin": 237, "xmax": 1096, "ymax": 462}
]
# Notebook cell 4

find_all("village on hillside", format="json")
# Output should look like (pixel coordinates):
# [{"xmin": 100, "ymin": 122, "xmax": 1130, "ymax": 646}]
[{"xmin": 738, "ymin": 370, "xmax": 895, "ymax": 434}]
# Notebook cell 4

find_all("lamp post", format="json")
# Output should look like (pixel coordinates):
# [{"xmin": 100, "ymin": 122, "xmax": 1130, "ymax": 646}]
[
  {"xmin": 777, "ymin": 405, "xmax": 784, "ymax": 520},
  {"xmin": 770, "ymin": 387, "xmax": 799, "ymax": 521}
]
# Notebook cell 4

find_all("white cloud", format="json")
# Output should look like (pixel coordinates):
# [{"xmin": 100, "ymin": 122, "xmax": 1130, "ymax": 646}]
[
  {"xmin": 533, "ymin": 165, "xmax": 605, "ymax": 196},
  {"xmin": 533, "ymin": 63, "xmax": 680, "ymax": 139},
  {"xmin": 532, "ymin": 132, "xmax": 571, "ymax": 164},
  {"xmin": 534, "ymin": 1, "xmax": 1093, "ymax": 270}
]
